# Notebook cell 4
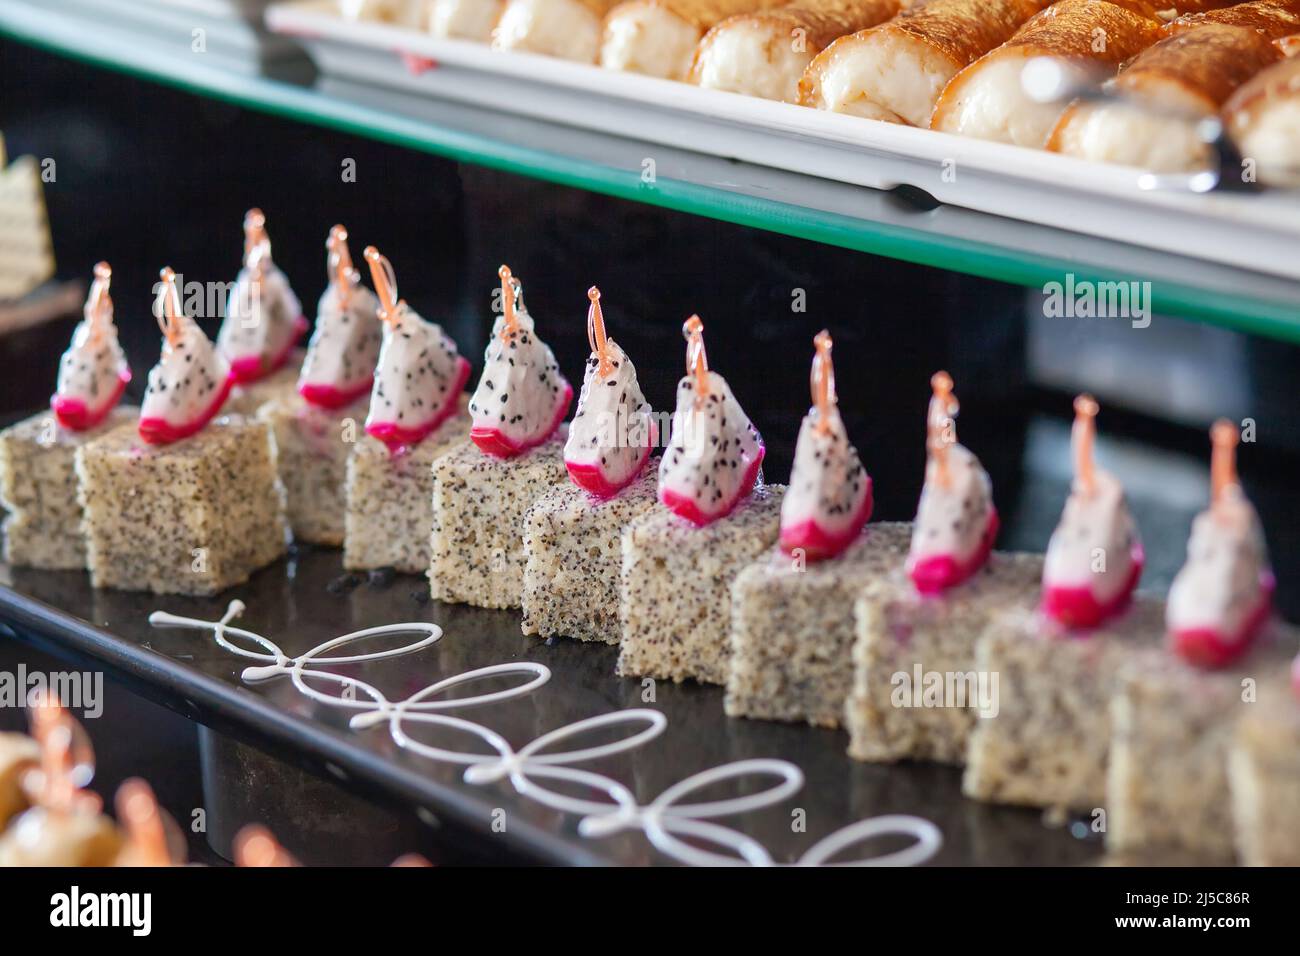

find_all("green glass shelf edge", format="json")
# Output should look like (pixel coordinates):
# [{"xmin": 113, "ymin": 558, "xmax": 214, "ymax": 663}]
[{"xmin": 4, "ymin": 13, "xmax": 1298, "ymax": 343}]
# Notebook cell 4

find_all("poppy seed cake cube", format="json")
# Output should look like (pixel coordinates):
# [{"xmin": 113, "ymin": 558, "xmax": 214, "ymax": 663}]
[
  {"xmin": 1229, "ymin": 679, "xmax": 1300, "ymax": 866},
  {"xmin": 429, "ymin": 430, "xmax": 568, "ymax": 609},
  {"xmin": 0, "ymin": 407, "xmax": 136, "ymax": 570},
  {"xmin": 845, "ymin": 553, "xmax": 1044, "ymax": 764},
  {"xmin": 260, "ymin": 393, "xmax": 366, "ymax": 546},
  {"xmin": 522, "ymin": 468, "xmax": 659, "ymax": 644},
  {"xmin": 725, "ymin": 521, "xmax": 912, "ymax": 727},
  {"xmin": 75, "ymin": 418, "xmax": 287, "ymax": 595},
  {"xmin": 343, "ymin": 402, "xmax": 471, "ymax": 574},
  {"xmin": 617, "ymin": 484, "xmax": 785, "ymax": 685},
  {"xmin": 962, "ymin": 598, "xmax": 1164, "ymax": 811}
]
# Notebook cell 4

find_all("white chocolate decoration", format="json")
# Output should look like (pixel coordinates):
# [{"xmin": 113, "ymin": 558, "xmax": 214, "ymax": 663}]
[
  {"xmin": 658, "ymin": 316, "xmax": 765, "ymax": 527},
  {"xmin": 217, "ymin": 209, "xmax": 306, "ymax": 384},
  {"xmin": 468, "ymin": 265, "xmax": 572, "ymax": 458},
  {"xmin": 139, "ymin": 267, "xmax": 232, "ymax": 445},
  {"xmin": 298, "ymin": 225, "xmax": 381, "ymax": 410},
  {"xmin": 51, "ymin": 262, "xmax": 131, "ymax": 431},
  {"xmin": 1167, "ymin": 420, "xmax": 1274, "ymax": 668},
  {"xmin": 564, "ymin": 287, "xmax": 656, "ymax": 497},
  {"xmin": 779, "ymin": 331, "xmax": 872, "ymax": 561},
  {"xmin": 362, "ymin": 247, "xmax": 470, "ymax": 449},
  {"xmin": 1042, "ymin": 396, "xmax": 1143, "ymax": 628},
  {"xmin": 906, "ymin": 373, "xmax": 997, "ymax": 593}
]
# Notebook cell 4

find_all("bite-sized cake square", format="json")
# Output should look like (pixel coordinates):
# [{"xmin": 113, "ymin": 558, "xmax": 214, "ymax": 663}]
[
  {"xmin": 618, "ymin": 485, "xmax": 786, "ymax": 685},
  {"xmin": 259, "ymin": 394, "xmax": 367, "ymax": 546},
  {"xmin": 224, "ymin": 353, "xmax": 304, "ymax": 417},
  {"xmin": 429, "ymin": 432, "xmax": 568, "ymax": 608},
  {"xmin": 76, "ymin": 418, "xmax": 288, "ymax": 595},
  {"xmin": 522, "ymin": 470, "xmax": 659, "ymax": 644},
  {"xmin": 343, "ymin": 403, "xmax": 471, "ymax": 574},
  {"xmin": 1229, "ymin": 673, "xmax": 1300, "ymax": 866},
  {"xmin": 0, "ymin": 407, "xmax": 136, "ymax": 569},
  {"xmin": 845, "ymin": 553, "xmax": 1045, "ymax": 764},
  {"xmin": 963, "ymin": 598, "xmax": 1165, "ymax": 811},
  {"xmin": 1107, "ymin": 629, "xmax": 1298, "ymax": 861},
  {"xmin": 726, "ymin": 522, "xmax": 912, "ymax": 727}
]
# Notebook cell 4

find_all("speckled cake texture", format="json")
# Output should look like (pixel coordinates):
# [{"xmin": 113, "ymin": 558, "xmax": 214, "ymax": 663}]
[
  {"xmin": 429, "ymin": 429, "xmax": 568, "ymax": 609},
  {"xmin": 725, "ymin": 521, "xmax": 912, "ymax": 727},
  {"xmin": 617, "ymin": 484, "xmax": 786, "ymax": 685},
  {"xmin": 343, "ymin": 399, "xmax": 471, "ymax": 574},
  {"xmin": 845, "ymin": 552, "xmax": 1044, "ymax": 764},
  {"xmin": 224, "ymin": 350, "xmax": 304, "ymax": 416},
  {"xmin": 260, "ymin": 393, "xmax": 367, "ymax": 546},
  {"xmin": 75, "ymin": 417, "xmax": 287, "ymax": 595},
  {"xmin": 522, "ymin": 468, "xmax": 659, "ymax": 644},
  {"xmin": 1107, "ymin": 625, "xmax": 1299, "ymax": 860},
  {"xmin": 963, "ymin": 597, "xmax": 1165, "ymax": 811},
  {"xmin": 0, "ymin": 407, "xmax": 136, "ymax": 569},
  {"xmin": 1229, "ymin": 679, "xmax": 1300, "ymax": 866}
]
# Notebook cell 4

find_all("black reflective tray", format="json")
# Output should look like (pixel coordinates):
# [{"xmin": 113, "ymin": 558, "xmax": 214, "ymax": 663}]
[{"xmin": 0, "ymin": 543, "xmax": 1111, "ymax": 867}]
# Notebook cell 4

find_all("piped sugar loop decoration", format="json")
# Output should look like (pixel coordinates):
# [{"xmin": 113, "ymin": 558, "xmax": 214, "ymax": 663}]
[
  {"xmin": 1210, "ymin": 418, "xmax": 1241, "ymax": 517},
  {"xmin": 85, "ymin": 261, "xmax": 113, "ymax": 346},
  {"xmin": 243, "ymin": 207, "xmax": 270, "ymax": 277},
  {"xmin": 327, "ymin": 225, "xmax": 357, "ymax": 308},
  {"xmin": 498, "ymin": 264, "xmax": 522, "ymax": 338},
  {"xmin": 926, "ymin": 371, "xmax": 958, "ymax": 487},
  {"xmin": 811, "ymin": 329, "xmax": 836, "ymax": 435},
  {"xmin": 148, "ymin": 601, "xmax": 942, "ymax": 868},
  {"xmin": 24, "ymin": 690, "xmax": 99, "ymax": 816},
  {"xmin": 1072, "ymin": 394, "xmax": 1100, "ymax": 495},
  {"xmin": 364, "ymin": 245, "xmax": 405, "ymax": 327},
  {"xmin": 684, "ymin": 314, "xmax": 709, "ymax": 406},
  {"xmin": 155, "ymin": 267, "xmax": 186, "ymax": 347},
  {"xmin": 587, "ymin": 287, "xmax": 613, "ymax": 377},
  {"xmin": 115, "ymin": 778, "xmax": 180, "ymax": 867}
]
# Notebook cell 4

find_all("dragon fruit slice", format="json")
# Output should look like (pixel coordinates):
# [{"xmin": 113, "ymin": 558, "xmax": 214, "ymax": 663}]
[
  {"xmin": 468, "ymin": 265, "xmax": 573, "ymax": 458},
  {"xmin": 564, "ymin": 287, "xmax": 656, "ymax": 497},
  {"xmin": 139, "ymin": 267, "xmax": 233, "ymax": 445},
  {"xmin": 361, "ymin": 246, "xmax": 471, "ymax": 451},
  {"xmin": 779, "ymin": 330, "xmax": 873, "ymax": 562},
  {"xmin": 50, "ymin": 262, "xmax": 132, "ymax": 431},
  {"xmin": 217, "ymin": 208, "xmax": 308, "ymax": 385},
  {"xmin": 1167, "ymin": 420, "xmax": 1274, "ymax": 669},
  {"xmin": 658, "ymin": 315, "xmax": 765, "ymax": 526},
  {"xmin": 298, "ymin": 225, "xmax": 382, "ymax": 410},
  {"xmin": 906, "ymin": 372, "xmax": 998, "ymax": 594},
  {"xmin": 1041, "ymin": 395, "xmax": 1144, "ymax": 629}
]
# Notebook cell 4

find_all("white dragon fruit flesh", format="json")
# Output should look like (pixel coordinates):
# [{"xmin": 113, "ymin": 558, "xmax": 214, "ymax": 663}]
[
  {"xmin": 217, "ymin": 209, "xmax": 307, "ymax": 384},
  {"xmin": 564, "ymin": 288, "xmax": 655, "ymax": 497},
  {"xmin": 139, "ymin": 268, "xmax": 232, "ymax": 445},
  {"xmin": 468, "ymin": 266, "xmax": 572, "ymax": 458},
  {"xmin": 298, "ymin": 226, "xmax": 381, "ymax": 410},
  {"xmin": 906, "ymin": 373, "xmax": 997, "ymax": 593},
  {"xmin": 362, "ymin": 247, "xmax": 470, "ymax": 449},
  {"xmin": 1166, "ymin": 421, "xmax": 1274, "ymax": 668},
  {"xmin": 51, "ymin": 262, "xmax": 131, "ymax": 431},
  {"xmin": 1041, "ymin": 396, "xmax": 1143, "ymax": 629},
  {"xmin": 779, "ymin": 331, "xmax": 872, "ymax": 561},
  {"xmin": 658, "ymin": 317, "xmax": 764, "ymax": 526}
]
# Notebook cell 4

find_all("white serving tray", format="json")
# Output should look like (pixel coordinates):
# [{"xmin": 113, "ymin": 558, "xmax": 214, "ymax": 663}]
[{"xmin": 268, "ymin": 0, "xmax": 1300, "ymax": 280}]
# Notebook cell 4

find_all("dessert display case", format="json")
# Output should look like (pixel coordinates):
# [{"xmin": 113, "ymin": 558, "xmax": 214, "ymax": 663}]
[{"xmin": 1, "ymin": 0, "xmax": 1298, "ymax": 869}]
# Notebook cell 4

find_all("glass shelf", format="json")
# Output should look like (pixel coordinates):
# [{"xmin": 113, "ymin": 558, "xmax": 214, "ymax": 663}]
[{"xmin": 3, "ymin": 1, "xmax": 1299, "ymax": 341}]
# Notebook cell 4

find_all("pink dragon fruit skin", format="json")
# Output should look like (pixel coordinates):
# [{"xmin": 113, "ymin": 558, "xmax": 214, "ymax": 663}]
[
  {"xmin": 138, "ymin": 267, "xmax": 233, "ymax": 445},
  {"xmin": 1166, "ymin": 420, "xmax": 1275, "ymax": 669},
  {"xmin": 564, "ymin": 287, "xmax": 657, "ymax": 498},
  {"xmin": 905, "ymin": 372, "xmax": 997, "ymax": 594},
  {"xmin": 468, "ymin": 266, "xmax": 572, "ymax": 459},
  {"xmin": 361, "ymin": 246, "xmax": 470, "ymax": 452},
  {"xmin": 657, "ymin": 316, "xmax": 765, "ymax": 527},
  {"xmin": 217, "ymin": 209, "xmax": 307, "ymax": 385},
  {"xmin": 298, "ymin": 226, "xmax": 382, "ymax": 411},
  {"xmin": 1041, "ymin": 395, "xmax": 1144, "ymax": 630},
  {"xmin": 50, "ymin": 262, "xmax": 132, "ymax": 432},
  {"xmin": 779, "ymin": 330, "xmax": 873, "ymax": 562}
]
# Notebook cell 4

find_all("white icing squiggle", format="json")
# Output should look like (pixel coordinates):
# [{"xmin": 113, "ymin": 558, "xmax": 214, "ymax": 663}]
[{"xmin": 149, "ymin": 602, "xmax": 943, "ymax": 867}]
